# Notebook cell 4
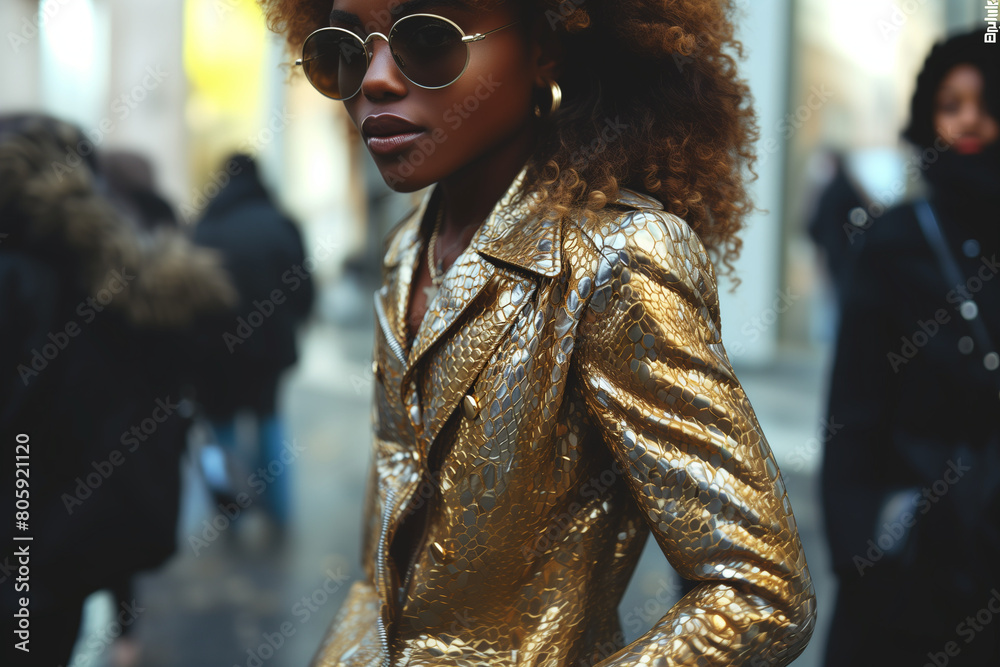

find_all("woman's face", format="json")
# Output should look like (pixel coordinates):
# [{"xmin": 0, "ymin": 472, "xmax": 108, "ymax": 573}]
[
  {"xmin": 329, "ymin": 0, "xmax": 540, "ymax": 192},
  {"xmin": 933, "ymin": 63, "xmax": 999, "ymax": 155}
]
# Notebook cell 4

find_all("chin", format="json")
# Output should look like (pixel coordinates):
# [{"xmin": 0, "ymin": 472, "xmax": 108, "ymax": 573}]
[
  {"xmin": 375, "ymin": 167, "xmax": 428, "ymax": 192},
  {"xmin": 374, "ymin": 158, "xmax": 448, "ymax": 193}
]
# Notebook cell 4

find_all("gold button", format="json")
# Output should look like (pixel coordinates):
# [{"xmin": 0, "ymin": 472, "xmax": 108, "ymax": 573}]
[
  {"xmin": 429, "ymin": 540, "xmax": 455, "ymax": 564},
  {"xmin": 462, "ymin": 394, "xmax": 479, "ymax": 420},
  {"xmin": 371, "ymin": 360, "xmax": 379, "ymax": 375}
]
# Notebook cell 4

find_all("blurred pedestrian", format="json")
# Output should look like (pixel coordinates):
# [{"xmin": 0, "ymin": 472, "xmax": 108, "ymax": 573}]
[
  {"xmin": 190, "ymin": 154, "xmax": 314, "ymax": 542},
  {"xmin": 806, "ymin": 150, "xmax": 871, "ymax": 309},
  {"xmin": 821, "ymin": 29, "xmax": 1000, "ymax": 666},
  {"xmin": 0, "ymin": 114, "xmax": 236, "ymax": 667}
]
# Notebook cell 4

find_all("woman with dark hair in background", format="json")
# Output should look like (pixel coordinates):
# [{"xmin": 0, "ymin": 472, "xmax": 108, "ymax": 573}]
[
  {"xmin": 0, "ymin": 114, "xmax": 236, "ymax": 666},
  {"xmin": 822, "ymin": 29, "xmax": 1000, "ymax": 666},
  {"xmin": 260, "ymin": 1, "xmax": 817, "ymax": 665}
]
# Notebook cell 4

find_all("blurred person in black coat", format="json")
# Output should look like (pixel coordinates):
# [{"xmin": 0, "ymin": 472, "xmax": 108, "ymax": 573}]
[
  {"xmin": 191, "ymin": 154, "xmax": 314, "ymax": 537},
  {"xmin": 806, "ymin": 151, "xmax": 870, "ymax": 310},
  {"xmin": 0, "ymin": 115, "xmax": 236, "ymax": 666},
  {"xmin": 821, "ymin": 30, "xmax": 1000, "ymax": 666}
]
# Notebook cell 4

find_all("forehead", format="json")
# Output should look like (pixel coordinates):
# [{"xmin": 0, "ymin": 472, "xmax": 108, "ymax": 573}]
[{"xmin": 330, "ymin": 0, "xmax": 477, "ymax": 33}]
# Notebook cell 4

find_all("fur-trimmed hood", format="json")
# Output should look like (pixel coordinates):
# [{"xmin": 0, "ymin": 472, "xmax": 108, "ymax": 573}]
[{"xmin": 0, "ymin": 117, "xmax": 236, "ymax": 329}]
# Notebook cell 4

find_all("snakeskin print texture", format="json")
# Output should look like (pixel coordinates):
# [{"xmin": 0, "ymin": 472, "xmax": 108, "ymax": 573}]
[{"xmin": 310, "ymin": 167, "xmax": 816, "ymax": 667}]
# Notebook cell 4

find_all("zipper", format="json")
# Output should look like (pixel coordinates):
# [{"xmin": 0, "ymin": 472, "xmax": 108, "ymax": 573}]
[
  {"xmin": 376, "ymin": 484, "xmax": 399, "ymax": 667},
  {"xmin": 374, "ymin": 295, "xmax": 407, "ymax": 367}
]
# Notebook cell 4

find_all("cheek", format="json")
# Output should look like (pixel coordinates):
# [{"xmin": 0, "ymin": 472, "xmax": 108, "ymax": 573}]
[
  {"xmin": 934, "ymin": 112, "xmax": 957, "ymax": 141},
  {"xmin": 342, "ymin": 100, "xmax": 363, "ymax": 130},
  {"xmin": 434, "ymin": 48, "xmax": 533, "ymax": 138}
]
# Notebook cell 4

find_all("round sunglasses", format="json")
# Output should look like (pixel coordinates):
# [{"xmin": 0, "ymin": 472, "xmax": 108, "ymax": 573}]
[{"xmin": 295, "ymin": 14, "xmax": 519, "ymax": 101}]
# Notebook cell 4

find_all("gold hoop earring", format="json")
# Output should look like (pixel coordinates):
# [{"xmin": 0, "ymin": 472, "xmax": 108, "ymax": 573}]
[{"xmin": 533, "ymin": 80, "xmax": 562, "ymax": 118}]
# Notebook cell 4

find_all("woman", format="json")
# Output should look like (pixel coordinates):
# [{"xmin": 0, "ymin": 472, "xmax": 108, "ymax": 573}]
[
  {"xmin": 261, "ymin": 1, "xmax": 816, "ymax": 665},
  {"xmin": 821, "ymin": 30, "xmax": 1000, "ymax": 666}
]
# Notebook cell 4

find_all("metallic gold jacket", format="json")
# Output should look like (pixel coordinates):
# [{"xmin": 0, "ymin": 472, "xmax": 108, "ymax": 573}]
[{"xmin": 312, "ymin": 168, "xmax": 816, "ymax": 667}]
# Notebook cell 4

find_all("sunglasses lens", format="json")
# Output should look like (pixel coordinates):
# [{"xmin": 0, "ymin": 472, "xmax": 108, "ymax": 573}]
[
  {"xmin": 391, "ymin": 16, "xmax": 469, "ymax": 88},
  {"xmin": 302, "ymin": 29, "xmax": 366, "ymax": 99}
]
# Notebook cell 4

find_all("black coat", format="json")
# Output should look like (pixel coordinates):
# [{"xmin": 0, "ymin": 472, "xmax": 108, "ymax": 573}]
[
  {"xmin": 821, "ymin": 146, "xmax": 1000, "ymax": 663},
  {"xmin": 0, "ymin": 127, "xmax": 236, "ymax": 612},
  {"xmin": 0, "ymin": 256, "xmax": 191, "ymax": 606},
  {"xmin": 191, "ymin": 156, "xmax": 314, "ymax": 418}
]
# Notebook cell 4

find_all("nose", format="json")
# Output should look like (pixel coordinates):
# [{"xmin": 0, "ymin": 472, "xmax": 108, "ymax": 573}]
[
  {"xmin": 956, "ymin": 100, "xmax": 990, "ymax": 134},
  {"xmin": 361, "ymin": 34, "xmax": 408, "ymax": 101}
]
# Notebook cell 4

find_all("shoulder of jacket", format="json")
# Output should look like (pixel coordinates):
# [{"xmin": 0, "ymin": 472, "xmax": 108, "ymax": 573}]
[
  {"xmin": 562, "ymin": 191, "xmax": 718, "ymax": 322},
  {"xmin": 564, "ymin": 189, "xmax": 710, "ymax": 271}
]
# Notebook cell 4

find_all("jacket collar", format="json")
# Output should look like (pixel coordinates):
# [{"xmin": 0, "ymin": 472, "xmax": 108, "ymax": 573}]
[
  {"xmin": 404, "ymin": 167, "xmax": 532, "ymax": 380},
  {"xmin": 381, "ymin": 166, "xmax": 665, "ymax": 277},
  {"xmin": 383, "ymin": 167, "xmax": 663, "ymax": 277},
  {"xmin": 378, "ymin": 165, "xmax": 555, "ymax": 378},
  {"xmin": 468, "ymin": 174, "xmax": 665, "ymax": 276},
  {"xmin": 382, "ymin": 164, "xmax": 559, "ymax": 278},
  {"xmin": 378, "ymin": 166, "xmax": 665, "ymax": 379},
  {"xmin": 470, "ymin": 166, "xmax": 561, "ymax": 278}
]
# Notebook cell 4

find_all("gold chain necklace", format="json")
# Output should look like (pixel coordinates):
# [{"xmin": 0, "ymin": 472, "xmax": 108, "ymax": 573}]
[
  {"xmin": 424, "ymin": 204, "xmax": 446, "ymax": 303},
  {"xmin": 424, "ymin": 204, "xmax": 481, "ymax": 303}
]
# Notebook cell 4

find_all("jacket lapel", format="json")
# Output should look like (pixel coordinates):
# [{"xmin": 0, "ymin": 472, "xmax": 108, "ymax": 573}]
[
  {"xmin": 391, "ymin": 166, "xmax": 563, "ymax": 459},
  {"xmin": 401, "ymin": 167, "xmax": 552, "ymax": 375},
  {"xmin": 412, "ymin": 264, "xmax": 537, "ymax": 456},
  {"xmin": 404, "ymin": 248, "xmax": 496, "ymax": 373}
]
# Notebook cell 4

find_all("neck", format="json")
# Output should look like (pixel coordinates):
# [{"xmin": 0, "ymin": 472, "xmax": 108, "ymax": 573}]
[{"xmin": 435, "ymin": 122, "xmax": 537, "ymax": 238}]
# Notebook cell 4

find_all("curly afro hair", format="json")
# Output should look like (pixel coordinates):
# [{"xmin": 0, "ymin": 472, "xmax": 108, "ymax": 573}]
[
  {"xmin": 903, "ymin": 29, "xmax": 1000, "ymax": 150},
  {"xmin": 259, "ymin": 0, "xmax": 759, "ymax": 272}
]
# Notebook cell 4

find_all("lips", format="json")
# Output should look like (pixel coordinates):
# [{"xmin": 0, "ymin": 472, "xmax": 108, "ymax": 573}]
[
  {"xmin": 361, "ymin": 114, "xmax": 425, "ymax": 156},
  {"xmin": 953, "ymin": 137, "xmax": 984, "ymax": 155}
]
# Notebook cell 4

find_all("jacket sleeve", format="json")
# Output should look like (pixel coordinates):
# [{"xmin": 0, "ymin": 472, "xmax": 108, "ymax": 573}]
[{"xmin": 573, "ymin": 209, "xmax": 816, "ymax": 666}]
